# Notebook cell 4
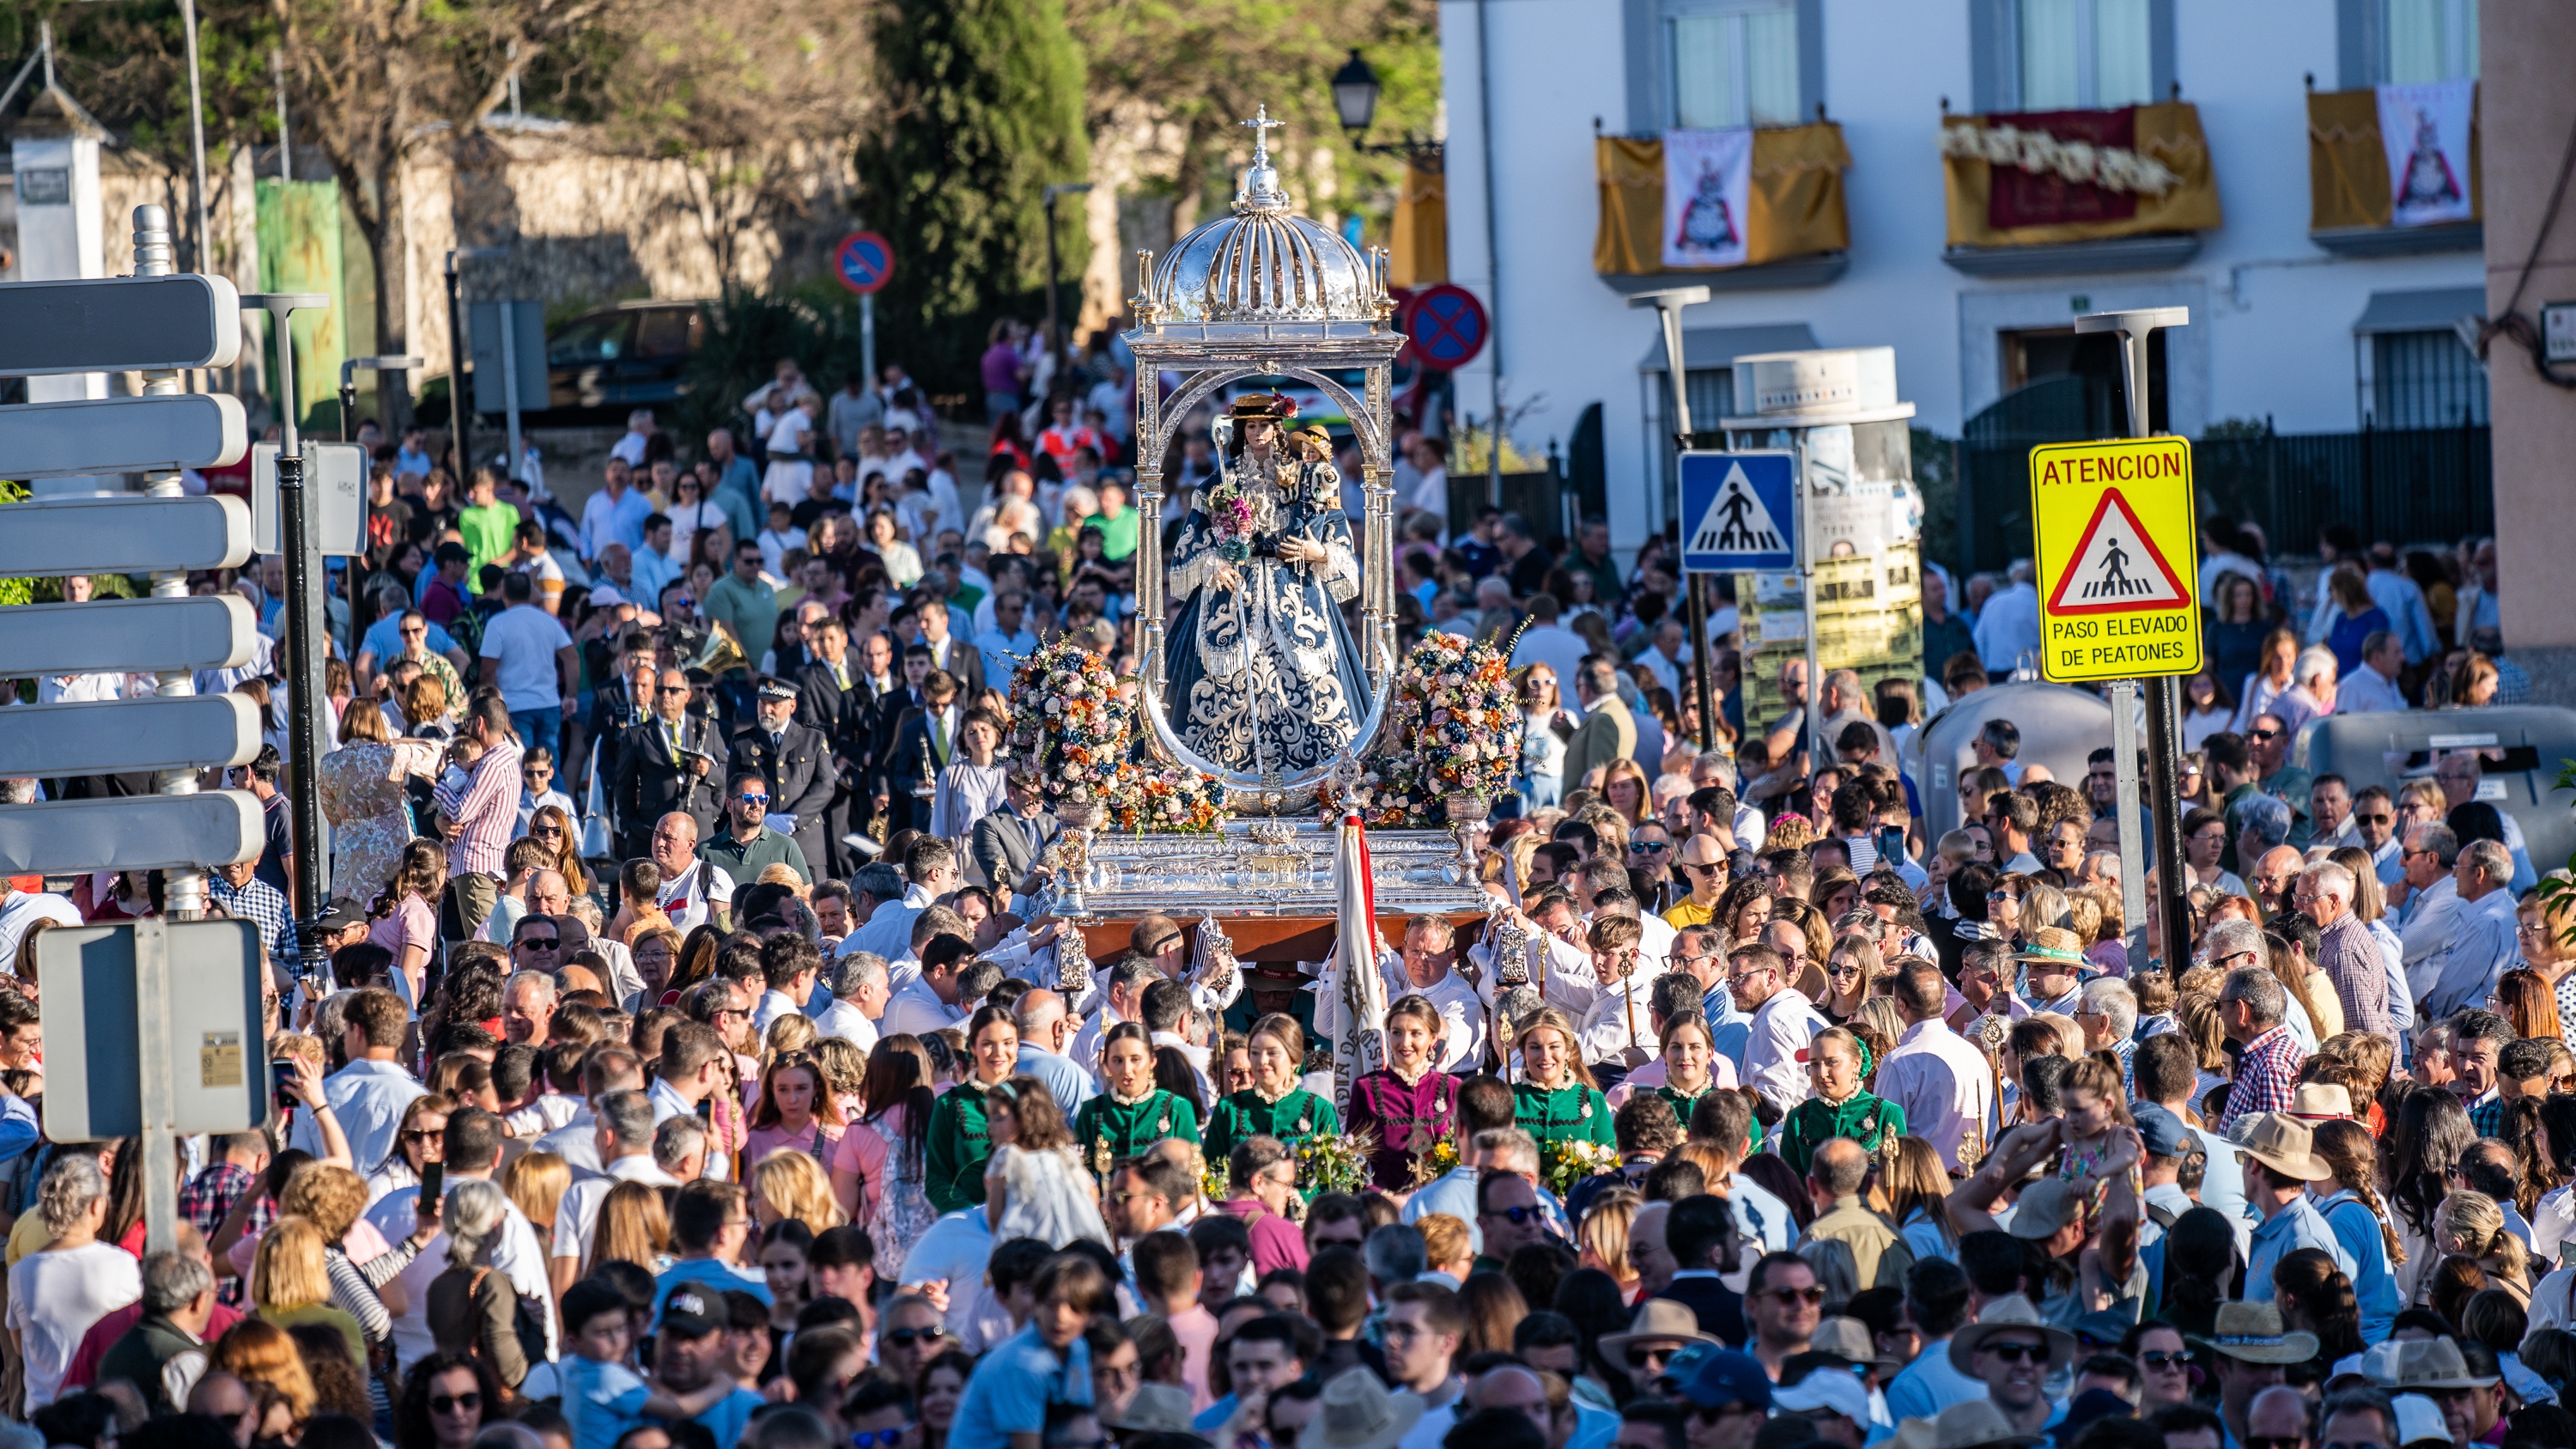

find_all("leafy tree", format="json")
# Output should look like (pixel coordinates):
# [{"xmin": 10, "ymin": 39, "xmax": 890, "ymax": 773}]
[{"xmin": 854, "ymin": 0, "xmax": 1090, "ymax": 388}]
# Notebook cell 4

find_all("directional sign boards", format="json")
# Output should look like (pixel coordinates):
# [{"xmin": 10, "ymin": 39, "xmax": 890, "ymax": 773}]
[
  {"xmin": 0, "ymin": 393, "xmax": 246, "ymax": 477},
  {"xmin": 252, "ymin": 441, "xmax": 367, "ymax": 556},
  {"xmin": 38, "ymin": 919, "xmax": 268, "ymax": 1140},
  {"xmin": 1680, "ymin": 451, "xmax": 1797, "ymax": 572},
  {"xmin": 2030, "ymin": 436, "xmax": 2202, "ymax": 682},
  {"xmin": 835, "ymin": 231, "xmax": 895, "ymax": 295}
]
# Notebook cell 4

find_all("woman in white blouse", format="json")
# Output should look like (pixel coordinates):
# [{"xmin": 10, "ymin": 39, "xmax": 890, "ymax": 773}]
[{"xmin": 929, "ymin": 707, "xmax": 1012, "ymax": 846}]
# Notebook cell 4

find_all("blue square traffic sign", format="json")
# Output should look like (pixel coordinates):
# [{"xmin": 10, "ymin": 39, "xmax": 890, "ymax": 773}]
[{"xmin": 1679, "ymin": 451, "xmax": 1797, "ymax": 572}]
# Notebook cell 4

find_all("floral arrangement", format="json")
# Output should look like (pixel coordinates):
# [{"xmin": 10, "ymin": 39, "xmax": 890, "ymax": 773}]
[
  {"xmin": 1297, "ymin": 1129, "xmax": 1376, "ymax": 1197},
  {"xmin": 1541, "ymin": 1139, "xmax": 1623, "ymax": 1196},
  {"xmin": 1196, "ymin": 1145, "xmax": 1228, "ymax": 1205},
  {"xmin": 1202, "ymin": 477, "xmax": 1256, "ymax": 563},
  {"xmin": 1406, "ymin": 1136, "xmax": 1461, "ymax": 1191},
  {"xmin": 1011, "ymin": 636, "xmax": 1227, "ymax": 834},
  {"xmin": 1317, "ymin": 632, "xmax": 1518, "ymax": 827}
]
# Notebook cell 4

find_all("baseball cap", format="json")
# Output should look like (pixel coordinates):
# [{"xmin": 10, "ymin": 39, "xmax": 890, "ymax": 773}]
[
  {"xmin": 658, "ymin": 1286, "xmax": 722, "ymax": 1338},
  {"xmin": 2006, "ymin": 1178, "xmax": 2081, "ymax": 1240},
  {"xmin": 1771, "ymin": 1371, "xmax": 1868, "ymax": 1423},
  {"xmin": 1675, "ymin": 1349, "xmax": 1773, "ymax": 1412},
  {"xmin": 311, "ymin": 898, "xmax": 370, "ymax": 936},
  {"xmin": 2130, "ymin": 1102, "xmax": 2191, "ymax": 1160}
]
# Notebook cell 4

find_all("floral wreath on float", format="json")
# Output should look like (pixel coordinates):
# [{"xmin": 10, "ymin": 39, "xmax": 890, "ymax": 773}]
[
  {"xmin": 1009, "ymin": 636, "xmax": 1228, "ymax": 834},
  {"xmin": 1315, "ymin": 630, "xmax": 1519, "ymax": 828}
]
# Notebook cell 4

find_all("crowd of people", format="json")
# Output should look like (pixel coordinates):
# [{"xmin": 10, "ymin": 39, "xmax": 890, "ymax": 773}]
[{"xmin": 0, "ymin": 341, "xmax": 2564, "ymax": 1449}]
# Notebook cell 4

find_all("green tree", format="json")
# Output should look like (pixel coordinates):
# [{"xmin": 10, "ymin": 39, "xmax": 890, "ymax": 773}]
[{"xmin": 854, "ymin": 0, "xmax": 1090, "ymax": 387}]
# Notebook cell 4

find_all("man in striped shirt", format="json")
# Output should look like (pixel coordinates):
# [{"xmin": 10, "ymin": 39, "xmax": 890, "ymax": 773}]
[
  {"xmin": 2215, "ymin": 964, "xmax": 2305, "ymax": 1135},
  {"xmin": 435, "ymin": 694, "xmax": 526, "ymax": 879}
]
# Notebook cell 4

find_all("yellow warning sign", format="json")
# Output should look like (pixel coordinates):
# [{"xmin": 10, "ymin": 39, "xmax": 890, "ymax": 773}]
[{"xmin": 2029, "ymin": 437, "xmax": 2202, "ymax": 682}]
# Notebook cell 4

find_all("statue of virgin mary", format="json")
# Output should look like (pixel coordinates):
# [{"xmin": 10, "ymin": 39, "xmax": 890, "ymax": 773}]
[{"xmin": 1163, "ymin": 393, "xmax": 1372, "ymax": 776}]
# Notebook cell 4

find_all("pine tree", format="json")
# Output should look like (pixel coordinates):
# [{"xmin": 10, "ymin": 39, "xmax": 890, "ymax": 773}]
[{"xmin": 855, "ymin": 0, "xmax": 1091, "ymax": 385}]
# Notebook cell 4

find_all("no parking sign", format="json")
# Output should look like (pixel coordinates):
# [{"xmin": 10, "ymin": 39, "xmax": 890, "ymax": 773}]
[
  {"xmin": 1405, "ymin": 283, "xmax": 1487, "ymax": 370},
  {"xmin": 835, "ymin": 232, "xmax": 896, "ymax": 295}
]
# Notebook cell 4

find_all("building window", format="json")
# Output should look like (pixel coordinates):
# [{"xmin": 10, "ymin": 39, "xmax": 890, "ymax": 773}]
[
  {"xmin": 1666, "ymin": 1, "xmax": 1801, "ymax": 129},
  {"xmin": 2380, "ymin": 0, "xmax": 2478, "ymax": 82},
  {"xmin": 2015, "ymin": 0, "xmax": 2154, "ymax": 109},
  {"xmin": 2366, "ymin": 329, "xmax": 2488, "ymax": 428}
]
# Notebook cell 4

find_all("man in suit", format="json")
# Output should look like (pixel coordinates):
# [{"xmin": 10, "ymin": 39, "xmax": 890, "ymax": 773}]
[
  {"xmin": 875, "ymin": 668, "xmax": 960, "ymax": 837},
  {"xmin": 796, "ymin": 616, "xmax": 876, "ymax": 878},
  {"xmin": 612, "ymin": 667, "xmax": 723, "ymax": 860},
  {"xmin": 583, "ymin": 634, "xmax": 659, "ymax": 805},
  {"xmin": 868, "ymin": 645, "xmax": 935, "ymax": 823},
  {"xmin": 1559, "ymin": 656, "xmax": 1636, "ymax": 790},
  {"xmin": 970, "ymin": 770, "xmax": 1054, "ymax": 909},
  {"xmin": 731, "ymin": 677, "xmax": 836, "ymax": 875},
  {"xmin": 1649, "ymin": 1193, "xmax": 1748, "ymax": 1347},
  {"xmin": 911, "ymin": 594, "xmax": 986, "ymax": 700}
]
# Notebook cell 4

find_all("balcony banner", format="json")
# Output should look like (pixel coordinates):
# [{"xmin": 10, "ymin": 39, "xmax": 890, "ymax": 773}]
[
  {"xmin": 2379, "ymin": 79, "xmax": 2476, "ymax": 228},
  {"xmin": 1662, "ymin": 127, "xmax": 1753, "ymax": 269}
]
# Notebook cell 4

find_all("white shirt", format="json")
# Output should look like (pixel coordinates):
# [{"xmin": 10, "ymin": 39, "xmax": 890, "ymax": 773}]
[
  {"xmin": 477, "ymin": 605, "xmax": 574, "ymax": 713},
  {"xmin": 365, "ymin": 1178, "xmax": 556, "ymax": 1370},
  {"xmin": 2337, "ymin": 661, "xmax": 2408, "ymax": 715},
  {"xmin": 539, "ymin": 1109, "xmax": 605, "ymax": 1178},
  {"xmin": 1576, "ymin": 966, "xmax": 1662, "ymax": 1065},
  {"xmin": 7, "ymin": 1242, "xmax": 141, "ymax": 1409},
  {"xmin": 1509, "ymin": 625, "xmax": 1591, "ymax": 702},
  {"xmin": 551, "ymin": 1153, "xmax": 684, "ymax": 1263},
  {"xmin": 881, "ymin": 975, "xmax": 964, "ymax": 1038},
  {"xmin": 0, "ymin": 892, "xmax": 82, "ymax": 965},
  {"xmin": 1743, "ymin": 987, "xmax": 1826, "ymax": 1114},
  {"xmin": 1870, "ymin": 1019, "xmax": 1996, "ymax": 1172},
  {"xmin": 811, "ymin": 998, "xmax": 880, "ymax": 1053},
  {"xmin": 1972, "ymin": 582, "xmax": 2042, "ymax": 673},
  {"xmin": 839, "ymin": 884, "xmax": 931, "ymax": 963},
  {"xmin": 656, "ymin": 860, "xmax": 736, "ymax": 935},
  {"xmin": 289, "ymin": 1057, "xmax": 429, "ymax": 1173},
  {"xmin": 750, "ymin": 988, "xmax": 806, "ymax": 1039},
  {"xmin": 1401, "ymin": 968, "xmax": 1491, "ymax": 1075},
  {"xmin": 609, "ymin": 432, "xmax": 651, "ymax": 467}
]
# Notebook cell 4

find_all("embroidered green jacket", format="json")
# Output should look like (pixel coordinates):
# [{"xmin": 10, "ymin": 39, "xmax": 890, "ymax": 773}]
[
  {"xmin": 1072, "ymin": 1089, "xmax": 1202, "ymax": 1182},
  {"xmin": 925, "ymin": 1081, "xmax": 999, "ymax": 1212},
  {"xmin": 1773, "ymin": 1091, "xmax": 1906, "ymax": 1179},
  {"xmin": 1204, "ymin": 1087, "xmax": 1339, "ymax": 1164},
  {"xmin": 1512, "ymin": 1081, "xmax": 1616, "ymax": 1152}
]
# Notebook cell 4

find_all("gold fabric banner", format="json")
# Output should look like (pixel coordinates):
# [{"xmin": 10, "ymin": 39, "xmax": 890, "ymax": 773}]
[
  {"xmin": 2307, "ymin": 86, "xmax": 2482, "ymax": 232},
  {"xmin": 1939, "ymin": 101, "xmax": 2221, "ymax": 247},
  {"xmin": 1593, "ymin": 122, "xmax": 1851, "ymax": 276},
  {"xmin": 1389, "ymin": 158, "xmax": 1449, "ymax": 286}
]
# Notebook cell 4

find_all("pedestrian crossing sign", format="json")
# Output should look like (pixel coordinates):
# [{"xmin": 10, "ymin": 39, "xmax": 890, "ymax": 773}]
[
  {"xmin": 2029, "ymin": 436, "xmax": 2202, "ymax": 682},
  {"xmin": 1680, "ymin": 451, "xmax": 1797, "ymax": 572}
]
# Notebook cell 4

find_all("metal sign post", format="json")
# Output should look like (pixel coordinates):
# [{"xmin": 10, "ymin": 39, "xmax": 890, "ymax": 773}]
[
  {"xmin": 244, "ymin": 290, "xmax": 336, "ymax": 999},
  {"xmin": 835, "ymin": 232, "xmax": 896, "ymax": 387},
  {"xmin": 338, "ymin": 354, "xmax": 425, "ymax": 442},
  {"xmin": 2107, "ymin": 680, "xmax": 2150, "ymax": 961},
  {"xmin": 1631, "ymin": 287, "xmax": 1719, "ymax": 752},
  {"xmin": 2073, "ymin": 307, "xmax": 2194, "ymax": 968}
]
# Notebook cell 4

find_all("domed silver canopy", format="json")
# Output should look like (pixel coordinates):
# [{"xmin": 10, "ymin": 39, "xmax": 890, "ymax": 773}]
[{"xmin": 1139, "ymin": 107, "xmax": 1389, "ymax": 330}]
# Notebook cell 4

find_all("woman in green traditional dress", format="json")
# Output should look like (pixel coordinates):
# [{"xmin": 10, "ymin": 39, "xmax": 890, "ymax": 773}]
[
  {"xmin": 1511, "ymin": 1007, "xmax": 1615, "ymax": 1154},
  {"xmin": 1653, "ymin": 1014, "xmax": 1723, "ymax": 1129},
  {"xmin": 1773, "ymin": 1026, "xmax": 1906, "ymax": 1178},
  {"xmin": 925, "ymin": 1006, "xmax": 1021, "ymax": 1213},
  {"xmin": 1073, "ymin": 1021, "xmax": 1202, "ymax": 1184},
  {"xmin": 1203, "ymin": 1014, "xmax": 1339, "ymax": 1172}
]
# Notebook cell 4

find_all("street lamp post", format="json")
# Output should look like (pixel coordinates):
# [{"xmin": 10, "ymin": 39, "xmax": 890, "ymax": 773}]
[
  {"xmin": 1042, "ymin": 182, "xmax": 1094, "ymax": 371},
  {"xmin": 444, "ymin": 247, "xmax": 507, "ymax": 477},
  {"xmin": 1330, "ymin": 50, "xmax": 1446, "ymax": 161}
]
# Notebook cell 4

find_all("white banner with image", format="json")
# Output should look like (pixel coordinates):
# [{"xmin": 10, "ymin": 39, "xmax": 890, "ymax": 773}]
[
  {"xmin": 2378, "ymin": 78, "xmax": 2476, "ymax": 228},
  {"xmin": 1662, "ymin": 126, "xmax": 1753, "ymax": 269}
]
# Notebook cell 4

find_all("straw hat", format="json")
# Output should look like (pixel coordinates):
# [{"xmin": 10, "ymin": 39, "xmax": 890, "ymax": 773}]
[
  {"xmin": 1807, "ymin": 1316, "xmax": 1887, "ymax": 1368},
  {"xmin": 1599, "ymin": 1299, "xmax": 1720, "ymax": 1363},
  {"xmin": 2286, "ymin": 1083, "xmax": 2354, "ymax": 1121},
  {"xmin": 1300, "ymin": 1367, "xmax": 1427, "ymax": 1449},
  {"xmin": 1104, "ymin": 1385, "xmax": 1200, "ymax": 1436},
  {"xmin": 1946, "ymin": 1294, "xmax": 2079, "ymax": 1374},
  {"xmin": 2233, "ymin": 1112, "xmax": 2336, "ymax": 1181},
  {"xmin": 2363, "ymin": 1336, "xmax": 2500, "ymax": 1391},
  {"xmin": 2184, "ymin": 1300, "xmax": 2319, "ymax": 1365},
  {"xmin": 2010, "ymin": 928, "xmax": 2087, "ymax": 968},
  {"xmin": 1889, "ymin": 1400, "xmax": 2049, "ymax": 1449}
]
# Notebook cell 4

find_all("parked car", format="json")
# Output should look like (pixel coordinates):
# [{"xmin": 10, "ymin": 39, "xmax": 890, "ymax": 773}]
[{"xmin": 541, "ymin": 301, "xmax": 709, "ymax": 415}]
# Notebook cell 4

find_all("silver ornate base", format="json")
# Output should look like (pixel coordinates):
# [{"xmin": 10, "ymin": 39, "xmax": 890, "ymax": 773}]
[{"xmin": 1056, "ymin": 819, "xmax": 1489, "ymax": 919}]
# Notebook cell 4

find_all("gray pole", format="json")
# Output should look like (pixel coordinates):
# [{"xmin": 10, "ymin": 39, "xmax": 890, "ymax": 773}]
[
  {"xmin": 862, "ymin": 293, "xmax": 878, "ymax": 393},
  {"xmin": 2074, "ymin": 306, "xmax": 2192, "ymax": 968},
  {"xmin": 132, "ymin": 205, "xmax": 203, "ymax": 929},
  {"xmin": 272, "ymin": 48, "xmax": 290, "ymax": 185},
  {"xmin": 1477, "ymin": 0, "xmax": 1504, "ymax": 508},
  {"xmin": 1795, "ymin": 430, "xmax": 1821, "ymax": 770},
  {"xmin": 499, "ymin": 299, "xmax": 525, "ymax": 483},
  {"xmin": 176, "ymin": 0, "xmax": 212, "ymax": 283},
  {"xmin": 1631, "ymin": 287, "xmax": 1716, "ymax": 752}
]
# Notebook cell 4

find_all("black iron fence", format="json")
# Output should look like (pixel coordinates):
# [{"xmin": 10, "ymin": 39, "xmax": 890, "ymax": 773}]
[{"xmin": 1953, "ymin": 378, "xmax": 2492, "ymax": 575}]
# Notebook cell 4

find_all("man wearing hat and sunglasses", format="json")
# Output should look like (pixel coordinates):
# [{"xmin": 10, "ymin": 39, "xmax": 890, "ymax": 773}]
[
  {"xmin": 2184, "ymin": 1300, "xmax": 2318, "ymax": 1449},
  {"xmin": 1946, "ymin": 1295, "xmax": 2075, "ymax": 1438}
]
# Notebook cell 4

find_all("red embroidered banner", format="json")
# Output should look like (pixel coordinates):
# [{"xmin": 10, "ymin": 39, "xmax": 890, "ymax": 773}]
[{"xmin": 1985, "ymin": 107, "xmax": 2142, "ymax": 230}]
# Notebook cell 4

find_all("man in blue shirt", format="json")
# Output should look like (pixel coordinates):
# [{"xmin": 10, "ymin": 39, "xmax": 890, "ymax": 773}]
[
  {"xmin": 1868, "ymin": 1260, "xmax": 1984, "ymax": 1445},
  {"xmin": 653, "ymin": 1180, "xmax": 772, "ymax": 1321},
  {"xmin": 651, "ymin": 1288, "xmax": 767, "ymax": 1445},
  {"xmin": 2237, "ymin": 1113, "xmax": 2354, "ymax": 1300}
]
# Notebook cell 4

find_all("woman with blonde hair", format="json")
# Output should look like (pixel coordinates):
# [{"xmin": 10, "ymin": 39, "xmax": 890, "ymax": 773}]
[
  {"xmin": 586, "ymin": 1179, "xmax": 671, "ymax": 1275},
  {"xmin": 1511, "ymin": 1007, "xmax": 1613, "ymax": 1154},
  {"xmin": 1883, "ymin": 1135, "xmax": 1956, "ymax": 1263},
  {"xmin": 752, "ymin": 1148, "xmax": 848, "ymax": 1233},
  {"xmin": 1514, "ymin": 664, "xmax": 1568, "ymax": 811},
  {"xmin": 524, "ymin": 801, "xmax": 591, "ymax": 897},
  {"xmin": 425, "ymin": 1178, "xmax": 530, "ymax": 1390},
  {"xmin": 501, "ymin": 1152, "xmax": 570, "ymax": 1245},
  {"xmin": 1576, "ymin": 1187, "xmax": 1642, "ymax": 1296},
  {"xmin": 250, "ymin": 1215, "xmax": 370, "ymax": 1364},
  {"xmin": 210, "ymin": 1318, "xmax": 317, "ymax": 1440},
  {"xmin": 2434, "ymin": 1190, "xmax": 2530, "ymax": 1306},
  {"xmin": 1600, "ymin": 759, "xmax": 1655, "ymax": 831},
  {"xmin": 275, "ymin": 1160, "xmax": 428, "ymax": 1330}
]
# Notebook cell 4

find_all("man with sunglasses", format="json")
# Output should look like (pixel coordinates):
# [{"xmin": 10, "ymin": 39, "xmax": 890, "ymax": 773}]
[
  {"xmin": 1670, "ymin": 1343, "xmax": 1772, "ymax": 1449},
  {"xmin": 615, "ymin": 669, "xmax": 724, "ymax": 860},
  {"xmin": 2243, "ymin": 712, "xmax": 2314, "ymax": 840},
  {"xmin": 653, "ymin": 1288, "xmax": 768, "ymax": 1445},
  {"xmin": 1662, "ymin": 837, "xmax": 1729, "ymax": 929},
  {"xmin": 1948, "ymin": 1295, "xmax": 2072, "ymax": 1436},
  {"xmin": 1740, "ymin": 1251, "xmax": 1822, "ymax": 1380},
  {"xmin": 2351, "ymin": 785, "xmax": 2403, "ymax": 885},
  {"xmin": 699, "ymin": 768, "xmax": 811, "ymax": 888}
]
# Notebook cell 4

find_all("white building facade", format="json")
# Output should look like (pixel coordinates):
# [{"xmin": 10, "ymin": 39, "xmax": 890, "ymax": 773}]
[{"xmin": 1437, "ymin": 0, "xmax": 2487, "ymax": 560}]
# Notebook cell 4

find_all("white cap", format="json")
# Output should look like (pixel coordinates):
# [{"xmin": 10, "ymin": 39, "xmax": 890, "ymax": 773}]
[
  {"xmin": 1771, "ymin": 1372, "xmax": 1870, "ymax": 1425},
  {"xmin": 2393, "ymin": 1395, "xmax": 2451, "ymax": 1447}
]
